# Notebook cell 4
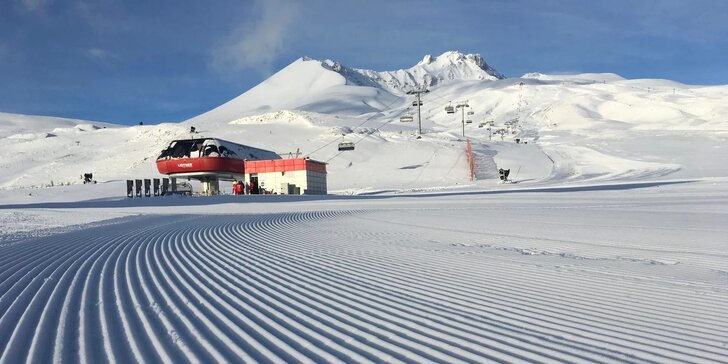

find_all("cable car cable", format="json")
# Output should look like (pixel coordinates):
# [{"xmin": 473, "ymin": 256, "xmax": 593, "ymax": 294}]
[{"xmin": 307, "ymin": 95, "xmax": 405, "ymax": 158}]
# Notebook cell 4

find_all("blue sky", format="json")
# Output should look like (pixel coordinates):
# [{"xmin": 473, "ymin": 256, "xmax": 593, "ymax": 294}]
[{"xmin": 1, "ymin": 0, "xmax": 727, "ymax": 125}]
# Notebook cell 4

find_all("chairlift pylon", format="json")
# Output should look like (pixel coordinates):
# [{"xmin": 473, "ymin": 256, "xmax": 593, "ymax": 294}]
[{"xmin": 412, "ymin": 100, "xmax": 423, "ymax": 106}]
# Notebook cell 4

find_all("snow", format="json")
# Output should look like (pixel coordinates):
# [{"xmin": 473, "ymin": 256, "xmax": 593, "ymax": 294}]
[
  {"xmin": 0, "ymin": 112, "xmax": 119, "ymax": 139},
  {"xmin": 353, "ymin": 51, "xmax": 504, "ymax": 93},
  {"xmin": 1, "ymin": 51, "xmax": 728, "ymax": 362},
  {"xmin": 186, "ymin": 57, "xmax": 396, "ymax": 125}
]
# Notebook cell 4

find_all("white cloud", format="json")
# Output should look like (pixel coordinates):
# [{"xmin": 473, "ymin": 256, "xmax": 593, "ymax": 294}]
[
  {"xmin": 16, "ymin": 0, "xmax": 53, "ymax": 12},
  {"xmin": 84, "ymin": 48, "xmax": 117, "ymax": 62},
  {"xmin": 210, "ymin": 0, "xmax": 298, "ymax": 74}
]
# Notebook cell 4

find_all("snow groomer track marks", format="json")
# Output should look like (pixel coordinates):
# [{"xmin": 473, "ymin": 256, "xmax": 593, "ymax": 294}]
[{"xmin": 1, "ymin": 211, "xmax": 727, "ymax": 363}]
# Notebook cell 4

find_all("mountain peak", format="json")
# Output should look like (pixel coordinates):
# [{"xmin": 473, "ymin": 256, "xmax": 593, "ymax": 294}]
[
  {"xmin": 310, "ymin": 51, "xmax": 505, "ymax": 94},
  {"xmin": 418, "ymin": 51, "xmax": 478, "ymax": 65},
  {"xmin": 416, "ymin": 51, "xmax": 503, "ymax": 78}
]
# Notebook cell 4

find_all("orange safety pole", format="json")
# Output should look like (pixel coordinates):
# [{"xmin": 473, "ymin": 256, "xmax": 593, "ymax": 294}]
[{"xmin": 466, "ymin": 139, "xmax": 475, "ymax": 181}]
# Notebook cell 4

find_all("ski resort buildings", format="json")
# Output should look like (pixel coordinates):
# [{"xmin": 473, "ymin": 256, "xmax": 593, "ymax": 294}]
[
  {"xmin": 156, "ymin": 137, "xmax": 327, "ymax": 195},
  {"xmin": 243, "ymin": 158, "xmax": 327, "ymax": 195}
]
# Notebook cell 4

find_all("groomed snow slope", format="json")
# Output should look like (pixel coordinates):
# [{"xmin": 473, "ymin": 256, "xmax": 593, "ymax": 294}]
[{"xmin": 1, "ymin": 180, "xmax": 727, "ymax": 363}]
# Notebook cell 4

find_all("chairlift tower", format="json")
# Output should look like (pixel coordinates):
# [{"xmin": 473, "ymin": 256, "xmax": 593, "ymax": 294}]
[
  {"xmin": 486, "ymin": 120, "xmax": 494, "ymax": 141},
  {"xmin": 407, "ymin": 88, "xmax": 429, "ymax": 135},
  {"xmin": 455, "ymin": 101, "xmax": 470, "ymax": 137}
]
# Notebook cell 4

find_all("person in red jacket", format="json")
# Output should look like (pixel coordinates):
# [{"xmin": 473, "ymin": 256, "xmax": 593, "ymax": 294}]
[{"xmin": 232, "ymin": 181, "xmax": 243, "ymax": 195}]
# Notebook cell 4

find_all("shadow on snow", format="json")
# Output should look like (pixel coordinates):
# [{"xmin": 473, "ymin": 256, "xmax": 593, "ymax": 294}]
[{"xmin": 0, "ymin": 180, "xmax": 694, "ymax": 210}]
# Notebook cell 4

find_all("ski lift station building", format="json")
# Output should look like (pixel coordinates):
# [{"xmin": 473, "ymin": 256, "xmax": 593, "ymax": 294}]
[
  {"xmin": 243, "ymin": 158, "xmax": 327, "ymax": 195},
  {"xmin": 156, "ymin": 137, "xmax": 327, "ymax": 195}
]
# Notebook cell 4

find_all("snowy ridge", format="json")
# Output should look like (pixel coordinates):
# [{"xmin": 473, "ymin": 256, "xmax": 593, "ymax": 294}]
[
  {"xmin": 0, "ymin": 112, "xmax": 118, "ymax": 139},
  {"xmin": 521, "ymin": 72, "xmax": 625, "ymax": 84},
  {"xmin": 186, "ymin": 57, "xmax": 399, "ymax": 126},
  {"xmin": 345, "ymin": 51, "xmax": 504, "ymax": 93}
]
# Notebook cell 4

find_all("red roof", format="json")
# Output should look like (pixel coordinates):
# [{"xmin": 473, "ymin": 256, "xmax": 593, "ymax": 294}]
[{"xmin": 244, "ymin": 158, "xmax": 326, "ymax": 174}]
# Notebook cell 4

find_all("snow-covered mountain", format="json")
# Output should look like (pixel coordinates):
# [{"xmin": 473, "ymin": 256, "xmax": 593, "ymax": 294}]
[
  {"xmin": 187, "ymin": 51, "xmax": 502, "ymax": 126},
  {"xmin": 328, "ymin": 51, "xmax": 504, "ymax": 93},
  {"xmin": 0, "ymin": 112, "xmax": 119, "ymax": 139},
  {"xmin": 2, "ymin": 51, "xmax": 728, "ymax": 193}
]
